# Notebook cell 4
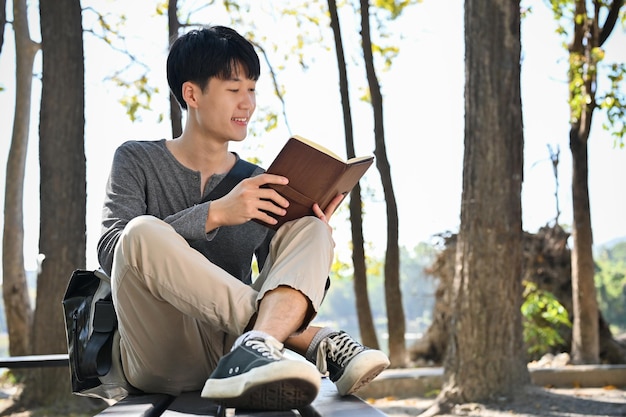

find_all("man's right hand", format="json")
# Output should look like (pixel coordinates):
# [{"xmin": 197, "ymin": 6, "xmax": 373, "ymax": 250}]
[{"xmin": 205, "ymin": 173, "xmax": 290, "ymax": 231}]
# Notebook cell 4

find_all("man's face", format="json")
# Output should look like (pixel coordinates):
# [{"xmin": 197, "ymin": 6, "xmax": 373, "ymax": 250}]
[{"xmin": 194, "ymin": 63, "xmax": 257, "ymax": 143}]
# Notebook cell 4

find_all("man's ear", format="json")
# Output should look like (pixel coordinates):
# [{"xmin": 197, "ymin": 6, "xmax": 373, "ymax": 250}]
[{"xmin": 181, "ymin": 81, "xmax": 200, "ymax": 109}]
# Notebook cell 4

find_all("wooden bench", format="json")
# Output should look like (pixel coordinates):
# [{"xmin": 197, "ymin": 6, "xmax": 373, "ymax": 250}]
[
  {"xmin": 0, "ymin": 354, "xmax": 69, "ymax": 369},
  {"xmin": 96, "ymin": 377, "xmax": 387, "ymax": 416},
  {"xmin": 0, "ymin": 354, "xmax": 387, "ymax": 416}
]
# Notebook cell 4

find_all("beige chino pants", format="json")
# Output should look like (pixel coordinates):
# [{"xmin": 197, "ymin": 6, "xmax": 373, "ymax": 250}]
[{"xmin": 111, "ymin": 215, "xmax": 334, "ymax": 395}]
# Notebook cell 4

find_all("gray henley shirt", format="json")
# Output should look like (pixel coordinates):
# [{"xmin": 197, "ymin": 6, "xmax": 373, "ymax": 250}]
[{"xmin": 97, "ymin": 139, "xmax": 274, "ymax": 284}]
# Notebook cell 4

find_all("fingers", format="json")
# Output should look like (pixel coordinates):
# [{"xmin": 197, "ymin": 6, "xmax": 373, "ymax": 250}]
[
  {"xmin": 313, "ymin": 193, "xmax": 345, "ymax": 227},
  {"xmin": 312, "ymin": 204, "xmax": 332, "ymax": 235},
  {"xmin": 251, "ymin": 173, "xmax": 289, "ymax": 187},
  {"xmin": 257, "ymin": 187, "xmax": 290, "ymax": 210},
  {"xmin": 324, "ymin": 193, "xmax": 345, "ymax": 218},
  {"xmin": 312, "ymin": 203, "xmax": 326, "ymax": 221},
  {"xmin": 256, "ymin": 196, "xmax": 288, "ymax": 217},
  {"xmin": 211, "ymin": 174, "xmax": 290, "ymax": 227}
]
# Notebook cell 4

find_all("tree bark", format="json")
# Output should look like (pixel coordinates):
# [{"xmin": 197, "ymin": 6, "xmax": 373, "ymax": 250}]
[
  {"xmin": 359, "ymin": 0, "xmax": 405, "ymax": 366},
  {"xmin": 20, "ymin": 0, "xmax": 87, "ymax": 407},
  {"xmin": 570, "ymin": 127, "xmax": 599, "ymax": 363},
  {"xmin": 567, "ymin": 0, "xmax": 610, "ymax": 365},
  {"xmin": 168, "ymin": 0, "xmax": 182, "ymax": 138},
  {"xmin": 0, "ymin": 0, "xmax": 6, "ymax": 54},
  {"xmin": 2, "ymin": 0, "xmax": 37, "ymax": 360},
  {"xmin": 424, "ymin": 1, "xmax": 529, "ymax": 412},
  {"xmin": 327, "ymin": 0, "xmax": 379, "ymax": 349}
]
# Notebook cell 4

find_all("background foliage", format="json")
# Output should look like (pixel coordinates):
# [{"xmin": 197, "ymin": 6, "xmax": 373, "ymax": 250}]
[{"xmin": 596, "ymin": 241, "xmax": 626, "ymax": 333}]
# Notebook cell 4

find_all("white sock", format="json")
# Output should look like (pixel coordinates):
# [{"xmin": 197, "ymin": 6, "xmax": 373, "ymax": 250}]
[{"xmin": 231, "ymin": 330, "xmax": 273, "ymax": 351}]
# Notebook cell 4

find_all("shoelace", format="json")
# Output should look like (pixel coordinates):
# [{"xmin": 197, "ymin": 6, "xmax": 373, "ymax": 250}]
[
  {"xmin": 245, "ymin": 337, "xmax": 284, "ymax": 361},
  {"xmin": 316, "ymin": 332, "xmax": 363, "ymax": 374}
]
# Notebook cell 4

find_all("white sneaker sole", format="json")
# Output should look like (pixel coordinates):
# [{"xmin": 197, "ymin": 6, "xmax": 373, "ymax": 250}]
[
  {"xmin": 201, "ymin": 360, "xmax": 321, "ymax": 410},
  {"xmin": 335, "ymin": 350, "xmax": 390, "ymax": 396}
]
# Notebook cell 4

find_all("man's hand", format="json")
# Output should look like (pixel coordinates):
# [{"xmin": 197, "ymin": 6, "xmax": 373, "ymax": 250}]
[
  {"xmin": 206, "ymin": 174, "xmax": 290, "ymax": 231},
  {"xmin": 312, "ymin": 193, "xmax": 344, "ymax": 228}
]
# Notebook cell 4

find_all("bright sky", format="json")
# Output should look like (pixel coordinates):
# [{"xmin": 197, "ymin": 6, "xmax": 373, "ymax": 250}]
[{"xmin": 0, "ymin": 0, "xmax": 625, "ymax": 276}]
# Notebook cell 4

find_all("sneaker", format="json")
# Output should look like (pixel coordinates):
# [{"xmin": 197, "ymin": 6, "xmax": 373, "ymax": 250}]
[
  {"xmin": 317, "ymin": 331, "xmax": 390, "ymax": 396},
  {"xmin": 201, "ymin": 335, "xmax": 321, "ymax": 410}
]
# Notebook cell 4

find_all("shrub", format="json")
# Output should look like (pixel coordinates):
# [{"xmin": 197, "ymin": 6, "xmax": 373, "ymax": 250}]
[{"xmin": 521, "ymin": 281, "xmax": 572, "ymax": 360}]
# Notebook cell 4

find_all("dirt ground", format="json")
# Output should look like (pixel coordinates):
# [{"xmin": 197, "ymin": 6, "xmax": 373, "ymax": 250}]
[{"xmin": 370, "ymin": 385, "xmax": 626, "ymax": 417}]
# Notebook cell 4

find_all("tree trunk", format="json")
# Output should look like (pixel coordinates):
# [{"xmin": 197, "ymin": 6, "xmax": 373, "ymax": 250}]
[
  {"xmin": 3, "ymin": 0, "xmax": 37, "ymax": 360},
  {"xmin": 20, "ymin": 0, "xmax": 87, "ymax": 408},
  {"xmin": 168, "ymin": 0, "xmax": 182, "ymax": 138},
  {"xmin": 569, "ymin": 127, "xmax": 599, "ymax": 364},
  {"xmin": 327, "ymin": 0, "xmax": 379, "ymax": 349},
  {"xmin": 0, "ymin": 0, "xmax": 6, "ymax": 54},
  {"xmin": 359, "ymin": 0, "xmax": 405, "ymax": 367},
  {"xmin": 424, "ymin": 1, "xmax": 528, "ymax": 412},
  {"xmin": 567, "ymin": 0, "xmax": 604, "ymax": 365}
]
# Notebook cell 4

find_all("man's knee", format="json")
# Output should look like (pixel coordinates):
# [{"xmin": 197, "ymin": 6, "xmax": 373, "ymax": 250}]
[
  {"xmin": 121, "ymin": 216, "xmax": 168, "ymax": 244},
  {"xmin": 281, "ymin": 217, "xmax": 333, "ymax": 245}
]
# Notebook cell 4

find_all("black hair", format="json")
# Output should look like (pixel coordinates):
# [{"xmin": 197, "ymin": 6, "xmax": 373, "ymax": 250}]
[{"xmin": 167, "ymin": 26, "xmax": 261, "ymax": 110}]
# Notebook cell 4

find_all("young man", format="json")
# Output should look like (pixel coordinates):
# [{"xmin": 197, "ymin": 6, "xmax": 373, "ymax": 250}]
[{"xmin": 98, "ymin": 25, "xmax": 389, "ymax": 411}]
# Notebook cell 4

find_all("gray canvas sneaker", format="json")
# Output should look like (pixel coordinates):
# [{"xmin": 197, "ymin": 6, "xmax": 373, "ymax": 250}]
[
  {"xmin": 317, "ymin": 331, "xmax": 390, "ymax": 396},
  {"xmin": 201, "ymin": 335, "xmax": 321, "ymax": 410}
]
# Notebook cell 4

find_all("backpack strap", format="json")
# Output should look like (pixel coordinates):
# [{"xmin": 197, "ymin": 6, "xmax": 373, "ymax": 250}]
[
  {"xmin": 201, "ymin": 158, "xmax": 258, "ymax": 203},
  {"xmin": 80, "ymin": 295, "xmax": 116, "ymax": 378}
]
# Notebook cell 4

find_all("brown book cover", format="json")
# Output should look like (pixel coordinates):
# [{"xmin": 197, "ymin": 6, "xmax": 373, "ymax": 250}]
[{"xmin": 257, "ymin": 135, "xmax": 374, "ymax": 230}]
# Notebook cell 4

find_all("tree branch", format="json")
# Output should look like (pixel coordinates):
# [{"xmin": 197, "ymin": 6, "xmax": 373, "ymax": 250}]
[
  {"xmin": 599, "ymin": 0, "xmax": 624, "ymax": 47},
  {"xmin": 251, "ymin": 40, "xmax": 291, "ymax": 134},
  {"xmin": 0, "ymin": 0, "xmax": 6, "ymax": 55}
]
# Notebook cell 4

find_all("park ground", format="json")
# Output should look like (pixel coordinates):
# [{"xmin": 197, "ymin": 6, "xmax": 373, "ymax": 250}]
[{"xmin": 371, "ymin": 385, "xmax": 626, "ymax": 416}]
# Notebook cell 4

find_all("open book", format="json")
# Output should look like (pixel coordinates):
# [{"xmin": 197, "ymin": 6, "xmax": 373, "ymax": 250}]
[{"xmin": 257, "ymin": 135, "xmax": 374, "ymax": 230}]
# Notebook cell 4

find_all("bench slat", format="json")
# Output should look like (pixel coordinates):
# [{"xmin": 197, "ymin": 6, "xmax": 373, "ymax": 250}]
[
  {"xmin": 96, "ymin": 393, "xmax": 174, "ymax": 417},
  {"xmin": 0, "ymin": 354, "xmax": 69, "ymax": 368},
  {"xmin": 298, "ymin": 378, "xmax": 387, "ymax": 417},
  {"xmin": 161, "ymin": 391, "xmax": 304, "ymax": 416},
  {"xmin": 235, "ymin": 409, "xmax": 299, "ymax": 416},
  {"xmin": 160, "ymin": 391, "xmax": 224, "ymax": 416}
]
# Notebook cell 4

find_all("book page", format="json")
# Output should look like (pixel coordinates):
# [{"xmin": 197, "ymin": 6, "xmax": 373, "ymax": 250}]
[
  {"xmin": 291, "ymin": 135, "xmax": 345, "ymax": 162},
  {"xmin": 347, "ymin": 155, "xmax": 375, "ymax": 164}
]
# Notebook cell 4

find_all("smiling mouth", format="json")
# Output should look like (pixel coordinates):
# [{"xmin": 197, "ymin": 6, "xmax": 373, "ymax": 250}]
[{"xmin": 232, "ymin": 117, "xmax": 248, "ymax": 123}]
